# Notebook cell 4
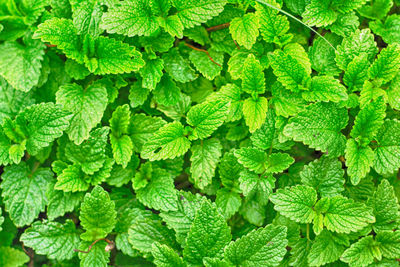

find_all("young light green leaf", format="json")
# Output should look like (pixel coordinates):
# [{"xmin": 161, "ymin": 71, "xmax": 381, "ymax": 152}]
[
  {"xmin": 283, "ymin": 102, "xmax": 348, "ymax": 157},
  {"xmin": 57, "ymin": 83, "xmax": 108, "ymax": 145},
  {"xmin": 79, "ymin": 186, "xmax": 117, "ymax": 241},
  {"xmin": 241, "ymin": 54, "xmax": 265, "ymax": 95},
  {"xmin": 187, "ymin": 100, "xmax": 229, "ymax": 140},
  {"xmin": 345, "ymin": 139, "xmax": 374, "ymax": 185},
  {"xmin": 270, "ymin": 185, "xmax": 317, "ymax": 224},
  {"xmin": 302, "ymin": 75, "xmax": 348, "ymax": 103},
  {"xmin": 243, "ymin": 97, "xmax": 269, "ymax": 133},
  {"xmin": 183, "ymin": 200, "xmax": 231, "ymax": 265},
  {"xmin": 229, "ymin": 13, "xmax": 259, "ymax": 50},
  {"xmin": 20, "ymin": 220, "xmax": 80, "ymax": 261},
  {"xmin": 302, "ymin": 0, "xmax": 338, "ymax": 27},
  {"xmin": 368, "ymin": 43, "xmax": 400, "ymax": 82},
  {"xmin": 224, "ymin": 225, "xmax": 288, "ymax": 266},
  {"xmin": 1, "ymin": 163, "xmax": 51, "ymax": 227},
  {"xmin": 190, "ymin": 138, "xmax": 222, "ymax": 189},
  {"xmin": 141, "ymin": 121, "xmax": 191, "ymax": 161},
  {"xmin": 234, "ymin": 147, "xmax": 267, "ymax": 174},
  {"xmin": 268, "ymin": 49, "xmax": 311, "ymax": 92}
]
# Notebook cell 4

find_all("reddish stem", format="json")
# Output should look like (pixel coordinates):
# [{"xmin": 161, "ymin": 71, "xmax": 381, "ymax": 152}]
[
  {"xmin": 74, "ymin": 238, "xmax": 114, "ymax": 254},
  {"xmin": 184, "ymin": 43, "xmax": 222, "ymax": 68},
  {"xmin": 206, "ymin": 23, "xmax": 230, "ymax": 32}
]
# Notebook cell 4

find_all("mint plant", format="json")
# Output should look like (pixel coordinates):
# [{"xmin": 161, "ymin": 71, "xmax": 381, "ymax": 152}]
[{"xmin": 1, "ymin": 0, "xmax": 400, "ymax": 266}]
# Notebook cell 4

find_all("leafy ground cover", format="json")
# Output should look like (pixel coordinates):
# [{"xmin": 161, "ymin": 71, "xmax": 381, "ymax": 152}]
[{"xmin": 1, "ymin": 0, "xmax": 400, "ymax": 266}]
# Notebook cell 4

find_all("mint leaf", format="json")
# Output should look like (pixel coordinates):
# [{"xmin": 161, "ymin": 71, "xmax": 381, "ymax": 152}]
[
  {"xmin": 308, "ymin": 230, "xmax": 347, "ymax": 266},
  {"xmin": 283, "ymin": 102, "xmax": 348, "ymax": 157},
  {"xmin": 189, "ymin": 49, "xmax": 223, "ymax": 80},
  {"xmin": 302, "ymin": 75, "xmax": 348, "ymax": 103},
  {"xmin": 187, "ymin": 100, "xmax": 229, "ymax": 140},
  {"xmin": 79, "ymin": 186, "xmax": 117, "ymax": 241},
  {"xmin": 270, "ymin": 185, "xmax": 317, "ymax": 224},
  {"xmin": 57, "ymin": 83, "xmax": 107, "ymax": 145},
  {"xmin": 0, "ymin": 247, "xmax": 29, "ymax": 267},
  {"xmin": 345, "ymin": 139, "xmax": 374, "ymax": 185},
  {"xmin": 229, "ymin": 13, "xmax": 259, "ymax": 50},
  {"xmin": 190, "ymin": 138, "xmax": 222, "ymax": 189},
  {"xmin": 183, "ymin": 200, "xmax": 231, "ymax": 265},
  {"xmin": 0, "ymin": 39, "xmax": 44, "ymax": 92},
  {"xmin": 21, "ymin": 220, "xmax": 80, "ymax": 260},
  {"xmin": 151, "ymin": 242, "xmax": 186, "ymax": 267},
  {"xmin": 141, "ymin": 122, "xmax": 191, "ymax": 161},
  {"xmin": 241, "ymin": 54, "xmax": 265, "ymax": 95},
  {"xmin": 225, "ymin": 225, "xmax": 288, "ymax": 266},
  {"xmin": 1, "ymin": 163, "xmax": 51, "ymax": 227},
  {"xmin": 243, "ymin": 97, "xmax": 269, "ymax": 133},
  {"xmin": 368, "ymin": 43, "xmax": 400, "ymax": 82}
]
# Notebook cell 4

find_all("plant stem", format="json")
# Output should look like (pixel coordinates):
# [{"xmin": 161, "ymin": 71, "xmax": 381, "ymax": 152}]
[{"xmin": 184, "ymin": 43, "xmax": 222, "ymax": 67}]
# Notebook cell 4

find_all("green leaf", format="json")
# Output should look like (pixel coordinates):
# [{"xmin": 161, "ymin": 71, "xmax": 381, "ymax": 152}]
[
  {"xmin": 234, "ymin": 147, "xmax": 267, "ymax": 174},
  {"xmin": 341, "ymin": 236, "xmax": 376, "ymax": 266},
  {"xmin": 79, "ymin": 186, "xmax": 117, "ymax": 241},
  {"xmin": 128, "ymin": 214, "xmax": 178, "ymax": 253},
  {"xmin": 78, "ymin": 240, "xmax": 110, "ymax": 267},
  {"xmin": 162, "ymin": 48, "xmax": 197, "ymax": 83},
  {"xmin": 229, "ymin": 13, "xmax": 259, "ymax": 50},
  {"xmin": 34, "ymin": 18, "xmax": 84, "ymax": 62},
  {"xmin": 335, "ymin": 29, "xmax": 378, "ymax": 70},
  {"xmin": 302, "ymin": 0, "xmax": 338, "ymax": 27},
  {"xmin": 370, "ymin": 14, "xmax": 400, "ymax": 44},
  {"xmin": 367, "ymin": 179, "xmax": 400, "ymax": 232},
  {"xmin": 215, "ymin": 189, "xmax": 241, "ymax": 219},
  {"xmin": 0, "ymin": 247, "xmax": 29, "ymax": 267},
  {"xmin": 0, "ymin": 78, "xmax": 35, "ymax": 121},
  {"xmin": 190, "ymin": 138, "xmax": 222, "ymax": 189},
  {"xmin": 135, "ymin": 167, "xmax": 178, "ymax": 212},
  {"xmin": 283, "ymin": 102, "xmax": 348, "ymax": 157},
  {"xmin": 255, "ymin": 0, "xmax": 290, "ymax": 43},
  {"xmin": 65, "ymin": 127, "xmax": 109, "ymax": 175},
  {"xmin": 0, "ymin": 39, "xmax": 44, "ymax": 92},
  {"xmin": 268, "ymin": 49, "xmax": 311, "ymax": 92},
  {"xmin": 171, "ymin": 0, "xmax": 226, "ymax": 28},
  {"xmin": 351, "ymin": 97, "xmax": 386, "ymax": 145},
  {"xmin": 189, "ymin": 49, "xmax": 223, "ymax": 80},
  {"xmin": 343, "ymin": 53, "xmax": 370, "ymax": 92},
  {"xmin": 302, "ymin": 76, "xmax": 348, "ymax": 103},
  {"xmin": 100, "ymin": 0, "xmax": 159, "ymax": 37},
  {"xmin": 309, "ymin": 33, "xmax": 342, "ymax": 76},
  {"xmin": 141, "ymin": 122, "xmax": 191, "ymax": 161},
  {"xmin": 225, "ymin": 225, "xmax": 288, "ymax": 266},
  {"xmin": 376, "ymin": 231, "xmax": 400, "ymax": 259},
  {"xmin": 20, "ymin": 220, "xmax": 80, "ymax": 261},
  {"xmin": 160, "ymin": 191, "xmax": 204, "ymax": 245},
  {"xmin": 388, "ymin": 74, "xmax": 400, "ymax": 111},
  {"xmin": 1, "ymin": 163, "xmax": 51, "ymax": 227},
  {"xmin": 187, "ymin": 100, "xmax": 229, "ymax": 140},
  {"xmin": 207, "ymin": 83, "xmax": 242, "ymax": 122},
  {"xmin": 110, "ymin": 104, "xmax": 130, "ymax": 137},
  {"xmin": 250, "ymin": 109, "xmax": 275, "ymax": 150},
  {"xmin": 270, "ymin": 81, "xmax": 307, "ymax": 118},
  {"xmin": 239, "ymin": 170, "xmax": 275, "ymax": 205},
  {"xmin": 308, "ymin": 230, "xmax": 347, "ymax": 266},
  {"xmin": 153, "ymin": 74, "xmax": 182, "ymax": 107},
  {"xmin": 139, "ymin": 57, "xmax": 164, "ymax": 90},
  {"xmin": 300, "ymin": 156, "xmax": 345, "ymax": 197},
  {"xmin": 72, "ymin": 0, "xmax": 104, "ymax": 36},
  {"xmin": 56, "ymin": 83, "xmax": 108, "ymax": 145},
  {"xmin": 315, "ymin": 195, "xmax": 375, "ymax": 234},
  {"xmin": 159, "ymin": 15, "xmax": 184, "ymax": 38},
  {"xmin": 151, "ymin": 242, "xmax": 186, "ymax": 267},
  {"xmin": 243, "ymin": 97, "xmax": 269, "ymax": 133},
  {"xmin": 345, "ymin": 139, "xmax": 374, "ymax": 185},
  {"xmin": 270, "ymin": 185, "xmax": 317, "ymax": 224},
  {"xmin": 373, "ymin": 120, "xmax": 400, "ymax": 175},
  {"xmin": 241, "ymin": 54, "xmax": 265, "ymax": 95},
  {"xmin": 327, "ymin": 12, "xmax": 360, "ymax": 37},
  {"xmin": 54, "ymin": 163, "xmax": 89, "ymax": 192},
  {"xmin": 128, "ymin": 114, "xmax": 166, "ymax": 153},
  {"xmin": 358, "ymin": 0, "xmax": 393, "ymax": 20},
  {"xmin": 110, "ymin": 135, "xmax": 133, "ymax": 169},
  {"xmin": 46, "ymin": 180, "xmax": 83, "ymax": 221},
  {"xmin": 368, "ymin": 43, "xmax": 400, "ymax": 83},
  {"xmin": 266, "ymin": 153, "xmax": 294, "ymax": 174},
  {"xmin": 16, "ymin": 103, "xmax": 72, "ymax": 155},
  {"xmin": 183, "ymin": 200, "xmax": 231, "ymax": 265},
  {"xmin": 83, "ymin": 35, "xmax": 145, "ymax": 75}
]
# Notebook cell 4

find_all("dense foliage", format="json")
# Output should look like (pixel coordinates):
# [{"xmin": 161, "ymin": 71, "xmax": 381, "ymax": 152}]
[{"xmin": 1, "ymin": 0, "xmax": 400, "ymax": 266}]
